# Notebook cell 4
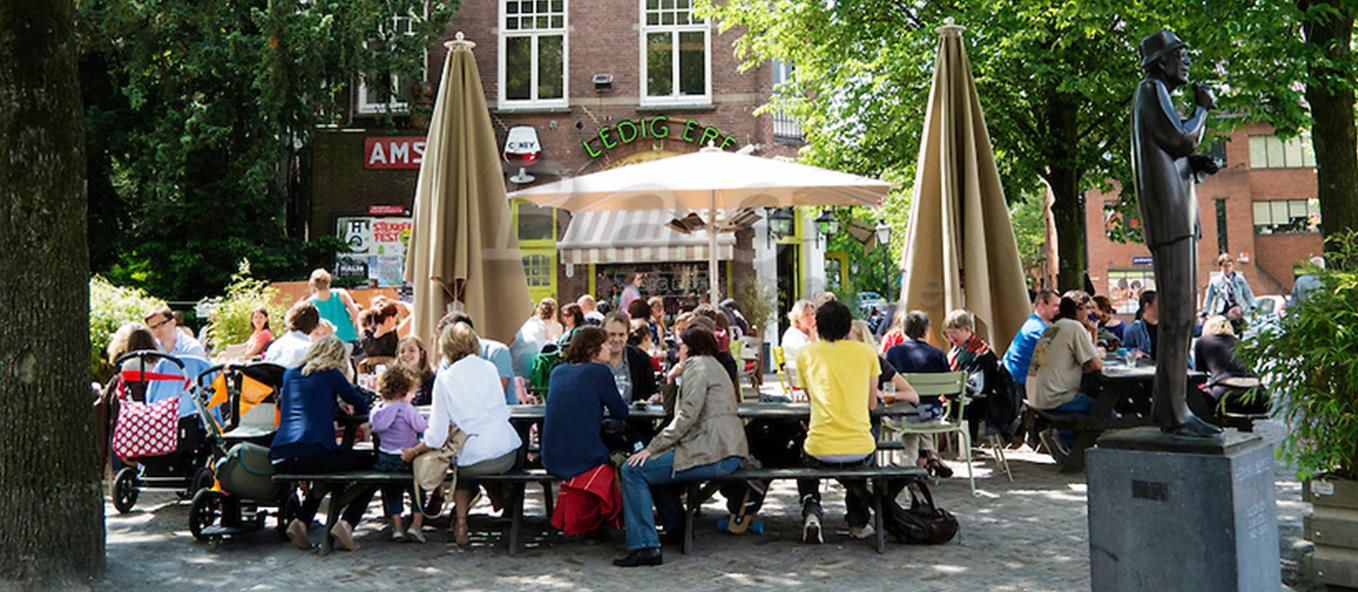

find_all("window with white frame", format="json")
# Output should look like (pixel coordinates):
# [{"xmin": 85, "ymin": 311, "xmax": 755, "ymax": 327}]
[
  {"xmin": 770, "ymin": 59, "xmax": 803, "ymax": 140},
  {"xmin": 1248, "ymin": 133, "xmax": 1316, "ymax": 169},
  {"xmin": 640, "ymin": 0, "xmax": 710, "ymax": 104},
  {"xmin": 358, "ymin": 15, "xmax": 421, "ymax": 114},
  {"xmin": 1253, "ymin": 198, "xmax": 1320, "ymax": 235},
  {"xmin": 499, "ymin": 0, "xmax": 567, "ymax": 108}
]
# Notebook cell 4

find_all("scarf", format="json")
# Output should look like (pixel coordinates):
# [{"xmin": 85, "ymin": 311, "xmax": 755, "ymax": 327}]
[{"xmin": 948, "ymin": 334, "xmax": 992, "ymax": 372}]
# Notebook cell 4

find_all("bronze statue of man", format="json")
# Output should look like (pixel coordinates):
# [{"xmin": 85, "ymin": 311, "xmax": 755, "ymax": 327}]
[{"xmin": 1131, "ymin": 31, "xmax": 1223, "ymax": 438}]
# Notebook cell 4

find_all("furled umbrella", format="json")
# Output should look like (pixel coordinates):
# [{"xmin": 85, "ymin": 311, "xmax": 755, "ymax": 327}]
[
  {"xmin": 899, "ymin": 20, "xmax": 1030, "ymax": 354},
  {"xmin": 509, "ymin": 148, "xmax": 894, "ymax": 304},
  {"xmin": 405, "ymin": 33, "xmax": 533, "ymax": 347}
]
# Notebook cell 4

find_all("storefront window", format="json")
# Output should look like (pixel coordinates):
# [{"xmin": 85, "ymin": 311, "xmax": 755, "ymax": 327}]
[
  {"xmin": 1106, "ymin": 269, "xmax": 1155, "ymax": 315},
  {"xmin": 640, "ymin": 0, "xmax": 710, "ymax": 104},
  {"xmin": 500, "ymin": 0, "xmax": 567, "ymax": 108},
  {"xmin": 522, "ymin": 253, "xmax": 554, "ymax": 288}
]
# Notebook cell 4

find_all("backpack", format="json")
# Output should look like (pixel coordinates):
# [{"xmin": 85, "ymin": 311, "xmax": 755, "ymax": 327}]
[
  {"xmin": 744, "ymin": 418, "xmax": 806, "ymax": 468},
  {"xmin": 530, "ymin": 344, "xmax": 562, "ymax": 392},
  {"xmin": 883, "ymin": 479, "xmax": 959, "ymax": 545}
]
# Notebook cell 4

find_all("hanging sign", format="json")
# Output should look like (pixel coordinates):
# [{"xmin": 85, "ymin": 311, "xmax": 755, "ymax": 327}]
[{"xmin": 581, "ymin": 116, "xmax": 737, "ymax": 158}]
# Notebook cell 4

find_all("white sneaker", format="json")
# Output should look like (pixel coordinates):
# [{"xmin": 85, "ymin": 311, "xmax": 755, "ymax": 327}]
[
  {"xmin": 848, "ymin": 524, "xmax": 875, "ymax": 540},
  {"xmin": 390, "ymin": 527, "xmax": 406, "ymax": 543},
  {"xmin": 406, "ymin": 525, "xmax": 426, "ymax": 544},
  {"xmin": 801, "ymin": 513, "xmax": 823, "ymax": 544}
]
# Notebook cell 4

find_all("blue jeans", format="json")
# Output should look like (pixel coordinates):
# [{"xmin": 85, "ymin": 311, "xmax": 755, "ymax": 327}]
[
  {"xmin": 374, "ymin": 452, "xmax": 419, "ymax": 517},
  {"xmin": 620, "ymin": 451, "xmax": 742, "ymax": 551},
  {"xmin": 1052, "ymin": 393, "xmax": 1096, "ymax": 448}
]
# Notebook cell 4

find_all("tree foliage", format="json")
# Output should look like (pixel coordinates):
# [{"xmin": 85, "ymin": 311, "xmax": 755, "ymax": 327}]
[
  {"xmin": 76, "ymin": 0, "xmax": 457, "ymax": 300},
  {"xmin": 700, "ymin": 0, "xmax": 1320, "ymax": 289}
]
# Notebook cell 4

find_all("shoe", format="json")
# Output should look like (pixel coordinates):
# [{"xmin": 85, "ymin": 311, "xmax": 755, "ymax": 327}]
[
  {"xmin": 659, "ymin": 527, "xmax": 684, "ymax": 547},
  {"xmin": 1163, "ymin": 413, "xmax": 1226, "ymax": 439},
  {"xmin": 848, "ymin": 524, "xmax": 875, "ymax": 540},
  {"xmin": 406, "ymin": 525, "xmax": 426, "ymax": 544},
  {"xmin": 612, "ymin": 547, "xmax": 663, "ymax": 567},
  {"xmin": 330, "ymin": 520, "xmax": 359, "ymax": 551},
  {"xmin": 927, "ymin": 457, "xmax": 954, "ymax": 479},
  {"xmin": 390, "ymin": 527, "xmax": 406, "ymax": 543},
  {"xmin": 1038, "ymin": 429, "xmax": 1069, "ymax": 465},
  {"xmin": 287, "ymin": 519, "xmax": 311, "ymax": 550},
  {"xmin": 801, "ymin": 513, "xmax": 823, "ymax": 544}
]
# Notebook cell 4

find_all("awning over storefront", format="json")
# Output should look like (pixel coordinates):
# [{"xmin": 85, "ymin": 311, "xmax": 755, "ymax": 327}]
[{"xmin": 557, "ymin": 209, "xmax": 735, "ymax": 265}]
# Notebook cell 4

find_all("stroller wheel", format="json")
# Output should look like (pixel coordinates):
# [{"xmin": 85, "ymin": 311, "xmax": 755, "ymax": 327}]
[
  {"xmin": 189, "ymin": 489, "xmax": 223, "ymax": 542},
  {"xmin": 112, "ymin": 467, "xmax": 139, "ymax": 514},
  {"xmin": 189, "ymin": 466, "xmax": 214, "ymax": 497}
]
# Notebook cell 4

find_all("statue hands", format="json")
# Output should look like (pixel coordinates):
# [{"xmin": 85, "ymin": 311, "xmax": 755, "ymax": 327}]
[{"xmin": 1193, "ymin": 83, "xmax": 1216, "ymax": 110}]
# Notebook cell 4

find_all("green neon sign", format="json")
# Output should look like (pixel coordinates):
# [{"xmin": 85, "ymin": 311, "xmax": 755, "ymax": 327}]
[{"xmin": 581, "ymin": 115, "xmax": 738, "ymax": 158}]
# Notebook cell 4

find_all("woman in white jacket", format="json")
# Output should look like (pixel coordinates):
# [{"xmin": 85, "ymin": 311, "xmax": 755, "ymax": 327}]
[{"xmin": 402, "ymin": 322, "xmax": 521, "ymax": 547}]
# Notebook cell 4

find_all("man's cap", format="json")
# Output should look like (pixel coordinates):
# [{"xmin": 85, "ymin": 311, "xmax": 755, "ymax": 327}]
[{"xmin": 1139, "ymin": 30, "xmax": 1187, "ymax": 68}]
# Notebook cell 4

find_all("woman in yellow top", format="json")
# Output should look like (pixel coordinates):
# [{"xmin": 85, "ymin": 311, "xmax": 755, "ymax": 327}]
[{"xmin": 794, "ymin": 300, "xmax": 880, "ymax": 544}]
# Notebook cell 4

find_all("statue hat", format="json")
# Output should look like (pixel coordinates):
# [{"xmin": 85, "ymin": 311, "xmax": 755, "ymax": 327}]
[{"xmin": 1139, "ymin": 30, "xmax": 1187, "ymax": 68}]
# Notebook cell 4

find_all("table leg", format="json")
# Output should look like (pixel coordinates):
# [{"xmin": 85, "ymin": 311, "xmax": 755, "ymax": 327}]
[
  {"xmin": 508, "ymin": 482, "xmax": 525, "ymax": 556},
  {"xmin": 682, "ymin": 482, "xmax": 698, "ymax": 555},
  {"xmin": 1062, "ymin": 387, "xmax": 1128, "ymax": 474},
  {"xmin": 319, "ymin": 483, "xmax": 343, "ymax": 556},
  {"xmin": 872, "ymin": 479, "xmax": 885, "ymax": 554}
]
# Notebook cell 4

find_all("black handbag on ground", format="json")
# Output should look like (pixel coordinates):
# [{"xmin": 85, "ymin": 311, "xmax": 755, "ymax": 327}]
[{"xmin": 883, "ymin": 479, "xmax": 959, "ymax": 545}]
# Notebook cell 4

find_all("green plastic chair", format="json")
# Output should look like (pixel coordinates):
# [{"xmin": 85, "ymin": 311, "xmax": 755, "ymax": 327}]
[{"xmin": 892, "ymin": 371, "xmax": 977, "ymax": 495}]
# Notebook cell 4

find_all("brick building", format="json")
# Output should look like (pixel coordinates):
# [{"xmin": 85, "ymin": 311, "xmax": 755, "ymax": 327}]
[
  {"xmin": 1085, "ymin": 122, "xmax": 1323, "ymax": 314},
  {"xmin": 307, "ymin": 0, "xmax": 828, "ymax": 327}
]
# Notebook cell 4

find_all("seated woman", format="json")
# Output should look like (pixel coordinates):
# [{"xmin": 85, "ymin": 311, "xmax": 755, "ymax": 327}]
[
  {"xmin": 1194, "ymin": 315, "xmax": 1261, "ymax": 411},
  {"xmin": 615, "ymin": 327, "xmax": 748, "ymax": 567},
  {"xmin": 542, "ymin": 327, "xmax": 630, "ymax": 536},
  {"xmin": 400, "ymin": 323, "xmax": 522, "ymax": 547},
  {"xmin": 941, "ymin": 309, "xmax": 1014, "ymax": 443},
  {"xmin": 558, "ymin": 303, "xmax": 586, "ymax": 346},
  {"xmin": 396, "ymin": 335, "xmax": 435, "ymax": 406},
  {"xmin": 243, "ymin": 306, "xmax": 274, "ymax": 359},
  {"xmin": 270, "ymin": 336, "xmax": 374, "ymax": 552}
]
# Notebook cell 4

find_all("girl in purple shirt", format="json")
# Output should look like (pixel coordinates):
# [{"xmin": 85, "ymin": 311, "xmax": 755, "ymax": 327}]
[{"xmin": 371, "ymin": 366, "xmax": 430, "ymax": 542}]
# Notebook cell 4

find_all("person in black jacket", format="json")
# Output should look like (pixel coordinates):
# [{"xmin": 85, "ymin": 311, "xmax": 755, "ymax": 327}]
[{"xmin": 604, "ymin": 312, "xmax": 659, "ymax": 402}]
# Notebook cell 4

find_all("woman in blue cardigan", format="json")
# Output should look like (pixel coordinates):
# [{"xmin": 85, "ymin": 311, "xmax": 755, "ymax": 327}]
[
  {"xmin": 270, "ymin": 335, "xmax": 374, "ymax": 552},
  {"xmin": 542, "ymin": 326, "xmax": 630, "ymax": 480}
]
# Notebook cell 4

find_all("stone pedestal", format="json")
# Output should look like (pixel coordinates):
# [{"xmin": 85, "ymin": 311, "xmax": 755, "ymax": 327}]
[{"xmin": 1087, "ymin": 427, "xmax": 1280, "ymax": 592}]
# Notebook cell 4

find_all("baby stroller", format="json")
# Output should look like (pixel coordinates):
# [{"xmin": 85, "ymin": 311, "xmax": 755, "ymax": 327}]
[
  {"xmin": 109, "ymin": 351, "xmax": 215, "ymax": 514},
  {"xmin": 188, "ymin": 362, "xmax": 300, "ymax": 545}
]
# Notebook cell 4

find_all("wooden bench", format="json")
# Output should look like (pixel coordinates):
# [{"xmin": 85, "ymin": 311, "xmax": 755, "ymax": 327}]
[
  {"xmin": 680, "ymin": 465, "xmax": 930, "ymax": 555},
  {"xmin": 272, "ymin": 469, "xmax": 558, "ymax": 556}
]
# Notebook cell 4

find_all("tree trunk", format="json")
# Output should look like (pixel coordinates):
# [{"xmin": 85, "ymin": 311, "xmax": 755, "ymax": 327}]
[
  {"xmin": 1302, "ymin": 0, "xmax": 1358, "ymax": 243},
  {"xmin": 1049, "ymin": 169, "xmax": 1087, "ymax": 292},
  {"xmin": 0, "ymin": 0, "xmax": 104, "ymax": 585}
]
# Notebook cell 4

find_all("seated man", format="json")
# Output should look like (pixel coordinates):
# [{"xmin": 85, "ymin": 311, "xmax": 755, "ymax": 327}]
[
  {"xmin": 884, "ymin": 310, "xmax": 952, "ymax": 475},
  {"xmin": 264, "ymin": 301, "xmax": 320, "ymax": 369},
  {"xmin": 435, "ymin": 312, "xmax": 516, "ymax": 404},
  {"xmin": 1122, "ymin": 290, "xmax": 1159, "ymax": 361},
  {"xmin": 1026, "ymin": 291, "xmax": 1104, "ymax": 461},
  {"xmin": 144, "ymin": 305, "xmax": 206, "ymax": 358},
  {"xmin": 795, "ymin": 300, "xmax": 880, "ymax": 544}
]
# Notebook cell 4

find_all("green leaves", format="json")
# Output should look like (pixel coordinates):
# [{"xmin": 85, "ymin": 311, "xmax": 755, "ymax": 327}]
[{"xmin": 1238, "ymin": 231, "xmax": 1358, "ymax": 481}]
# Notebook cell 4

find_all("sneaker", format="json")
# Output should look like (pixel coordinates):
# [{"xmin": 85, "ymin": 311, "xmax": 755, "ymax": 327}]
[
  {"xmin": 390, "ymin": 527, "xmax": 406, "ymax": 543},
  {"xmin": 286, "ymin": 519, "xmax": 311, "ymax": 550},
  {"xmin": 330, "ymin": 520, "xmax": 359, "ymax": 551},
  {"xmin": 801, "ymin": 513, "xmax": 823, "ymax": 544},
  {"xmin": 1038, "ymin": 428, "xmax": 1069, "ymax": 465},
  {"xmin": 848, "ymin": 524, "xmax": 875, "ymax": 540},
  {"xmin": 405, "ymin": 525, "xmax": 426, "ymax": 544}
]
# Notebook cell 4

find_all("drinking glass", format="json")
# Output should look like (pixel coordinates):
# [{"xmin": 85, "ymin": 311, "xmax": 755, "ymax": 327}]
[{"xmin": 882, "ymin": 381, "xmax": 897, "ymax": 405}]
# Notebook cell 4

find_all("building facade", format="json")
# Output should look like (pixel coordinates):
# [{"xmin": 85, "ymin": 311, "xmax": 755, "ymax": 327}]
[
  {"xmin": 1084, "ymin": 122, "xmax": 1323, "ymax": 314},
  {"xmin": 308, "ymin": 0, "xmax": 824, "ymax": 328}
]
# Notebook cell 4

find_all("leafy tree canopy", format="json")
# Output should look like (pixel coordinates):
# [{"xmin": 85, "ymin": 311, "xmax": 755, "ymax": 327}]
[{"xmin": 77, "ymin": 0, "xmax": 457, "ymax": 300}]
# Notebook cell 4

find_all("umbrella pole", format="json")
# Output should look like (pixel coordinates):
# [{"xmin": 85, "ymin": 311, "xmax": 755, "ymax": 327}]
[{"xmin": 708, "ymin": 191, "xmax": 720, "ymax": 305}]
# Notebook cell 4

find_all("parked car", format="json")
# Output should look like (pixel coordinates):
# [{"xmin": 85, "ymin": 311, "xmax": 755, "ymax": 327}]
[
  {"xmin": 856, "ymin": 291, "xmax": 887, "ymax": 316},
  {"xmin": 1252, "ymin": 294, "xmax": 1286, "ymax": 322}
]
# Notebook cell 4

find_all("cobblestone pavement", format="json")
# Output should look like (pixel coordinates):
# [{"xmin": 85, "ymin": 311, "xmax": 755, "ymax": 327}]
[{"xmin": 98, "ymin": 420, "xmax": 1317, "ymax": 592}]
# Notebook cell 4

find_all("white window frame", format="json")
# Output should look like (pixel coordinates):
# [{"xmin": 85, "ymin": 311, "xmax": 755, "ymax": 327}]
[
  {"xmin": 1247, "ymin": 133, "xmax": 1316, "ymax": 169},
  {"xmin": 638, "ymin": 0, "xmax": 712, "ymax": 106},
  {"xmin": 497, "ymin": 0, "xmax": 570, "ymax": 110},
  {"xmin": 357, "ymin": 14, "xmax": 425, "ymax": 115}
]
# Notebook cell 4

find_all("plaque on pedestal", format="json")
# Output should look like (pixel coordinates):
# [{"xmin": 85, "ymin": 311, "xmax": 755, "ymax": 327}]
[{"xmin": 1087, "ymin": 427, "xmax": 1280, "ymax": 592}]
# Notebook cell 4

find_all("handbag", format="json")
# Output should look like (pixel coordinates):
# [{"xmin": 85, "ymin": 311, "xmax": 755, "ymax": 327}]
[
  {"xmin": 215, "ymin": 442, "xmax": 281, "ymax": 500},
  {"xmin": 883, "ymin": 480, "xmax": 959, "ymax": 545},
  {"xmin": 111, "ymin": 389, "xmax": 180, "ymax": 460},
  {"xmin": 411, "ymin": 424, "xmax": 468, "ymax": 518}
]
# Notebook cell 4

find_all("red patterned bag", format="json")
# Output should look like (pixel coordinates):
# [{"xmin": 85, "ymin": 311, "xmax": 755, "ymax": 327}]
[{"xmin": 111, "ymin": 395, "xmax": 180, "ymax": 460}]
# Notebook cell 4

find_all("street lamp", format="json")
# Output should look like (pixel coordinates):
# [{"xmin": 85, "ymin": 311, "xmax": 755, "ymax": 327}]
[
  {"xmin": 875, "ymin": 220, "xmax": 893, "ymax": 298},
  {"xmin": 766, "ymin": 207, "xmax": 795, "ymax": 248},
  {"xmin": 814, "ymin": 210, "xmax": 838, "ymax": 247}
]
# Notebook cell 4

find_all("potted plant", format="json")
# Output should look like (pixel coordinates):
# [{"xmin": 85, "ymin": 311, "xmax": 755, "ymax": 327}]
[{"xmin": 1237, "ymin": 231, "xmax": 1358, "ymax": 589}]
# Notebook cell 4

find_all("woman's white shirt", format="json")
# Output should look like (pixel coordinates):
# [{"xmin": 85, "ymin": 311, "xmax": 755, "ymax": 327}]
[{"xmin": 423, "ymin": 355, "xmax": 522, "ymax": 466}]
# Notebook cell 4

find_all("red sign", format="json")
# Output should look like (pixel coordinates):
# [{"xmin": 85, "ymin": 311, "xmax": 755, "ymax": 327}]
[
  {"xmin": 368, "ymin": 205, "xmax": 406, "ymax": 216},
  {"xmin": 364, "ymin": 136, "xmax": 426, "ymax": 169}
]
